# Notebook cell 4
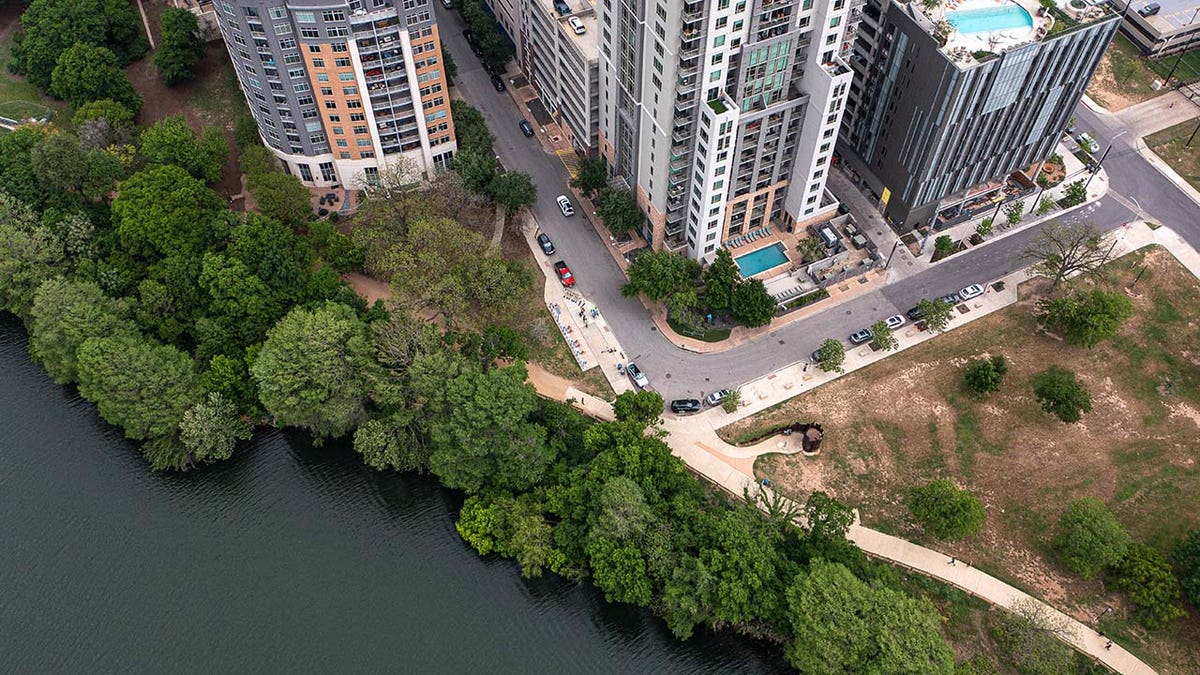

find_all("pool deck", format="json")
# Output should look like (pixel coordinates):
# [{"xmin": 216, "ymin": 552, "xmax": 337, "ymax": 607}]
[
  {"xmin": 941, "ymin": 0, "xmax": 1042, "ymax": 57},
  {"xmin": 734, "ymin": 243, "xmax": 791, "ymax": 279}
]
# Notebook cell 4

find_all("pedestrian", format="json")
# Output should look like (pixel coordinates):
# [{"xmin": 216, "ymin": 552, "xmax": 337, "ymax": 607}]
[
  {"xmin": 1104, "ymin": 641, "xmax": 1112, "ymax": 651},
  {"xmin": 948, "ymin": 557, "xmax": 957, "ymax": 566}
]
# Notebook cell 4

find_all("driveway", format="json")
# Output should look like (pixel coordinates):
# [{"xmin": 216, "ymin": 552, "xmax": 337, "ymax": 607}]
[{"xmin": 439, "ymin": 9, "xmax": 1197, "ymax": 399}]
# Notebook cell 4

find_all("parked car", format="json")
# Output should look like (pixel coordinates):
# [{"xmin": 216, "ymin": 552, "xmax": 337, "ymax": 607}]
[
  {"xmin": 905, "ymin": 306, "xmax": 925, "ymax": 321},
  {"xmin": 568, "ymin": 16, "xmax": 587, "ymax": 34},
  {"xmin": 959, "ymin": 283, "xmax": 984, "ymax": 301},
  {"xmin": 490, "ymin": 74, "xmax": 506, "ymax": 92},
  {"xmin": 537, "ymin": 233, "xmax": 555, "ymax": 255},
  {"xmin": 441, "ymin": 0, "xmax": 453, "ymax": 8},
  {"xmin": 884, "ymin": 314, "xmax": 906, "ymax": 330},
  {"xmin": 556, "ymin": 195, "xmax": 575, "ymax": 217},
  {"xmin": 939, "ymin": 292, "xmax": 962, "ymax": 305},
  {"xmin": 626, "ymin": 362, "xmax": 648, "ymax": 388},
  {"xmin": 1076, "ymin": 133, "xmax": 1099, "ymax": 154},
  {"xmin": 849, "ymin": 328, "xmax": 873, "ymax": 345},
  {"xmin": 670, "ymin": 399, "xmax": 701, "ymax": 415},
  {"xmin": 519, "ymin": 119, "xmax": 535, "ymax": 137},
  {"xmin": 705, "ymin": 389, "xmax": 733, "ymax": 407},
  {"xmin": 553, "ymin": 260, "xmax": 575, "ymax": 287}
]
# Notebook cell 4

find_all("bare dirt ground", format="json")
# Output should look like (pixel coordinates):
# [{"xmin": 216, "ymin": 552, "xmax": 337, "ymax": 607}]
[
  {"xmin": 125, "ymin": 1, "xmax": 245, "ymax": 202},
  {"xmin": 725, "ymin": 247, "xmax": 1200, "ymax": 673},
  {"xmin": 1087, "ymin": 35, "xmax": 1166, "ymax": 112}
]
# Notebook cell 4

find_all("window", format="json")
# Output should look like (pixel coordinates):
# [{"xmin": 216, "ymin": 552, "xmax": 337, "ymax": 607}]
[
  {"xmin": 329, "ymin": 114, "xmax": 341, "ymax": 122},
  {"xmin": 312, "ymin": 57, "xmax": 325, "ymax": 68},
  {"xmin": 288, "ymin": 67, "xmax": 305, "ymax": 78},
  {"xmin": 340, "ymin": 152, "xmax": 351, "ymax": 159},
  {"xmin": 713, "ymin": 35, "xmax": 725, "ymax": 47},
  {"xmin": 353, "ymin": 125, "xmax": 369, "ymax": 134},
  {"xmin": 330, "ymin": 42, "xmax": 347, "ymax": 53},
  {"xmin": 322, "ymin": 10, "xmax": 346, "ymax": 21},
  {"xmin": 295, "ymin": 11, "xmax": 315, "ymax": 22},
  {"xmin": 325, "ymin": 101, "xmax": 338, "ymax": 109},
  {"xmin": 350, "ymin": 113, "xmax": 365, "ymax": 121},
  {"xmin": 273, "ymin": 23, "xmax": 292, "ymax": 35},
  {"xmin": 334, "ymin": 57, "xmax": 351, "ymax": 67},
  {"xmin": 316, "ymin": 73, "xmax": 329, "ymax": 81},
  {"xmin": 299, "ymin": 164, "xmax": 314, "ymax": 181},
  {"xmin": 320, "ymin": 87, "xmax": 333, "ymax": 95},
  {"xmin": 328, "ymin": 26, "xmax": 348, "ymax": 37},
  {"xmin": 336, "ymin": 139, "xmax": 349, "ymax": 147},
  {"xmin": 301, "ymin": 27, "xmax": 320, "ymax": 38},
  {"xmin": 342, "ymin": 86, "xmax": 358, "ymax": 95},
  {"xmin": 356, "ymin": 138, "xmax": 372, "ymax": 147},
  {"xmin": 346, "ymin": 99, "xmax": 363, "ymax": 108},
  {"xmin": 319, "ymin": 162, "xmax": 336, "ymax": 182},
  {"xmin": 332, "ymin": 126, "xmax": 345, "ymax": 135},
  {"xmin": 338, "ymin": 72, "xmax": 355, "ymax": 81}
]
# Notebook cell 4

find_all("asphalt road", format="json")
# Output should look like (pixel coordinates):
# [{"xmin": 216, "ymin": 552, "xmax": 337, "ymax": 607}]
[{"xmin": 438, "ymin": 11, "xmax": 1193, "ymax": 399}]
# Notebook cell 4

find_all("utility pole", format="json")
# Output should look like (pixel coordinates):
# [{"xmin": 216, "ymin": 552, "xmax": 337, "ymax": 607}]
[
  {"xmin": 883, "ymin": 240, "xmax": 900, "ymax": 269},
  {"xmin": 1084, "ymin": 131, "xmax": 1126, "ymax": 191}
]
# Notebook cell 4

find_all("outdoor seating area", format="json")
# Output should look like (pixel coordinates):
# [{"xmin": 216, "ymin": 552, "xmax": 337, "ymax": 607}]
[{"xmin": 724, "ymin": 226, "xmax": 773, "ymax": 249}]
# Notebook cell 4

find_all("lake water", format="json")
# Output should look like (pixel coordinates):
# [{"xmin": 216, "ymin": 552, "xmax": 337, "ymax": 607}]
[{"xmin": 0, "ymin": 314, "xmax": 787, "ymax": 673}]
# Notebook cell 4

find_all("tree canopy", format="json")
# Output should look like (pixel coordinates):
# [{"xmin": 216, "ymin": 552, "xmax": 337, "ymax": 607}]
[
  {"xmin": 730, "ymin": 278, "xmax": 776, "ymax": 328},
  {"xmin": 907, "ymin": 479, "xmax": 986, "ymax": 540},
  {"xmin": 596, "ymin": 187, "xmax": 643, "ymax": 236},
  {"xmin": 1037, "ymin": 288, "xmax": 1133, "ymax": 348},
  {"xmin": 50, "ymin": 43, "xmax": 142, "ymax": 113},
  {"xmin": 622, "ymin": 249, "xmax": 700, "ymax": 301},
  {"xmin": 917, "ymin": 298, "xmax": 954, "ymax": 333},
  {"xmin": 11, "ymin": 0, "xmax": 149, "ymax": 90},
  {"xmin": 111, "ymin": 164, "xmax": 226, "ymax": 261},
  {"xmin": 1031, "ymin": 366, "xmax": 1091, "ymax": 424},
  {"xmin": 1053, "ymin": 497, "xmax": 1130, "ymax": 578},
  {"xmin": 28, "ymin": 277, "xmax": 138, "ymax": 384},
  {"xmin": 139, "ymin": 116, "xmax": 229, "ymax": 184},
  {"xmin": 815, "ymin": 338, "xmax": 845, "ymax": 373},
  {"xmin": 155, "ymin": 7, "xmax": 205, "ymax": 86}
]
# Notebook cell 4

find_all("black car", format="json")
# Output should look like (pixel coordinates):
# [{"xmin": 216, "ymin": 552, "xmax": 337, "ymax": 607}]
[
  {"xmin": 905, "ymin": 306, "xmax": 925, "ymax": 321},
  {"xmin": 519, "ymin": 120, "xmax": 535, "ymax": 137},
  {"xmin": 491, "ymin": 74, "xmax": 506, "ymax": 92},
  {"xmin": 670, "ymin": 399, "xmax": 701, "ymax": 415},
  {"xmin": 536, "ymin": 233, "xmax": 555, "ymax": 255}
]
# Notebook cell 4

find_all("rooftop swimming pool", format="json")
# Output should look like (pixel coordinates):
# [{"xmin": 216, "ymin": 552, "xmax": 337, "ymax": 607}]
[
  {"xmin": 734, "ymin": 243, "xmax": 789, "ymax": 277},
  {"xmin": 946, "ymin": 3, "xmax": 1034, "ymax": 34}
]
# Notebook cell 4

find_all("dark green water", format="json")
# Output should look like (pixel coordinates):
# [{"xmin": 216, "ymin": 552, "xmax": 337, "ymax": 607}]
[{"xmin": 0, "ymin": 315, "xmax": 787, "ymax": 673}]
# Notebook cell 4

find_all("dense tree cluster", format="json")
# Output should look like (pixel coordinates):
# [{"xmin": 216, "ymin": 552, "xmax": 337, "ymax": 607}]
[
  {"xmin": 155, "ymin": 7, "xmax": 205, "ymax": 86},
  {"xmin": 11, "ymin": 0, "xmax": 148, "ymax": 108},
  {"xmin": 449, "ymin": 100, "xmax": 536, "ymax": 213}
]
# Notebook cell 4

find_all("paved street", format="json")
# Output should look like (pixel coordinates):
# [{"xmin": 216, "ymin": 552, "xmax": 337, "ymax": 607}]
[{"xmin": 438, "ymin": 9, "xmax": 1196, "ymax": 399}]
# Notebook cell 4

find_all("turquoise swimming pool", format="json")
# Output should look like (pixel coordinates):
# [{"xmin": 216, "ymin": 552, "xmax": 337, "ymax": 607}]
[
  {"xmin": 946, "ymin": 4, "xmax": 1033, "ymax": 34},
  {"xmin": 734, "ymin": 243, "xmax": 789, "ymax": 277}
]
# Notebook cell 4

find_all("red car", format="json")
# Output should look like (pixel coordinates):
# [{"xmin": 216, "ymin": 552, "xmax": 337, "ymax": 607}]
[{"xmin": 554, "ymin": 261, "xmax": 575, "ymax": 287}]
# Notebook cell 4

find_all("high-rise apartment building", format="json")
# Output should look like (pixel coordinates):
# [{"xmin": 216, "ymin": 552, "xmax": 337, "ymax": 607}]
[
  {"xmin": 596, "ymin": 0, "xmax": 858, "ymax": 261},
  {"xmin": 214, "ymin": 0, "xmax": 456, "ymax": 188},
  {"xmin": 839, "ymin": 0, "xmax": 1118, "ymax": 230}
]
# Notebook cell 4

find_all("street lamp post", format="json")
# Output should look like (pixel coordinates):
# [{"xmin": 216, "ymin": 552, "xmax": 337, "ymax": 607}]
[
  {"xmin": 884, "ymin": 240, "xmax": 900, "ymax": 269},
  {"xmin": 1084, "ymin": 131, "xmax": 1127, "ymax": 191},
  {"xmin": 1188, "ymin": 116, "xmax": 1200, "ymax": 147}
]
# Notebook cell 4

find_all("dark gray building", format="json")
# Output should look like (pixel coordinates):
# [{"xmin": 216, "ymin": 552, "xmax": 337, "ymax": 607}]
[{"xmin": 839, "ymin": 0, "xmax": 1119, "ymax": 231}]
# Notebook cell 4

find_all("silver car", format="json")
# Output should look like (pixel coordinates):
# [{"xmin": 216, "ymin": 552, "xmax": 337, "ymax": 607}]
[{"xmin": 626, "ymin": 362, "xmax": 648, "ymax": 388}]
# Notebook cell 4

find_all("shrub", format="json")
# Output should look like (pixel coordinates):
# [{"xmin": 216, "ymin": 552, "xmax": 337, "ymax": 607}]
[
  {"xmin": 907, "ymin": 480, "xmax": 986, "ymax": 540},
  {"xmin": 1171, "ymin": 529, "xmax": 1200, "ymax": 607},
  {"xmin": 963, "ymin": 355, "xmax": 1007, "ymax": 395},
  {"xmin": 1054, "ymin": 498, "xmax": 1130, "ymax": 578},
  {"xmin": 1031, "ymin": 367, "xmax": 1091, "ymax": 423}
]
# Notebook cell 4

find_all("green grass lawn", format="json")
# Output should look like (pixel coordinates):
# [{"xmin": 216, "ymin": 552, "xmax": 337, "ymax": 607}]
[
  {"xmin": 1146, "ymin": 46, "xmax": 1200, "ymax": 84},
  {"xmin": 1146, "ymin": 119, "xmax": 1200, "ymax": 193},
  {"xmin": 0, "ymin": 33, "xmax": 67, "ymax": 124},
  {"xmin": 666, "ymin": 314, "xmax": 732, "ymax": 342}
]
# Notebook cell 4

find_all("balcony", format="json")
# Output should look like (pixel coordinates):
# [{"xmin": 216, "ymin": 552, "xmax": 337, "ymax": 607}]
[{"xmin": 676, "ymin": 77, "xmax": 699, "ymax": 96}]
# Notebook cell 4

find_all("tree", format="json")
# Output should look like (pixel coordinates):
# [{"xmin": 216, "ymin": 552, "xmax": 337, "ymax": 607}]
[
  {"xmin": 795, "ymin": 235, "xmax": 826, "ymax": 263},
  {"xmin": 1037, "ymin": 196, "xmax": 1056, "ymax": 215},
  {"xmin": 572, "ymin": 155, "xmax": 608, "ymax": 198},
  {"xmin": 1061, "ymin": 179, "xmax": 1087, "ymax": 207},
  {"xmin": 868, "ymin": 319, "xmax": 897, "ymax": 351},
  {"xmin": 907, "ymin": 479, "xmax": 986, "ymax": 540},
  {"xmin": 590, "ymin": 476, "xmax": 655, "ymax": 541},
  {"xmin": 155, "ymin": 7, "xmax": 205, "ymax": 86},
  {"xmin": 1037, "ymin": 289, "xmax": 1133, "ymax": 348},
  {"xmin": 49, "ymin": 43, "xmax": 142, "ymax": 112},
  {"xmin": 111, "ymin": 165, "xmax": 226, "ymax": 261},
  {"xmin": 251, "ymin": 172, "xmax": 312, "ymax": 228},
  {"xmin": 586, "ymin": 535, "xmax": 653, "ymax": 605},
  {"xmin": 964, "ymin": 354, "xmax": 1008, "ymax": 395},
  {"xmin": 489, "ymin": 171, "xmax": 537, "ymax": 215},
  {"xmin": 452, "ymin": 145, "xmax": 498, "ymax": 194},
  {"xmin": 917, "ymin": 298, "xmax": 954, "ymax": 333},
  {"xmin": 75, "ymin": 334, "xmax": 199, "ymax": 444},
  {"xmin": 933, "ymin": 234, "xmax": 955, "ymax": 256},
  {"xmin": 352, "ymin": 412, "xmax": 429, "ymax": 472},
  {"xmin": 0, "ymin": 192, "xmax": 67, "ymax": 320},
  {"xmin": 456, "ymin": 492, "xmax": 554, "ymax": 578},
  {"xmin": 992, "ymin": 598, "xmax": 1079, "ymax": 675},
  {"xmin": 596, "ymin": 187, "xmax": 643, "ymax": 236},
  {"xmin": 28, "ymin": 278, "xmax": 138, "ymax": 385},
  {"xmin": 73, "ymin": 98, "xmax": 135, "ymax": 129},
  {"xmin": 1054, "ymin": 497, "xmax": 1131, "ymax": 578},
  {"xmin": 139, "ymin": 116, "xmax": 229, "ymax": 184},
  {"xmin": 1022, "ymin": 221, "xmax": 1111, "ymax": 287},
  {"xmin": 702, "ymin": 248, "xmax": 739, "ymax": 312},
  {"xmin": 975, "ymin": 217, "xmax": 994, "ymax": 239},
  {"xmin": 621, "ymin": 249, "xmax": 699, "ymax": 301},
  {"xmin": 720, "ymin": 390, "xmax": 741, "ymax": 414},
  {"xmin": 439, "ymin": 40, "xmax": 457, "ymax": 80},
  {"xmin": 449, "ymin": 100, "xmax": 493, "ymax": 154},
  {"xmin": 251, "ymin": 302, "xmax": 380, "ymax": 443},
  {"xmin": 785, "ymin": 559, "xmax": 954, "ymax": 674},
  {"xmin": 815, "ymin": 338, "xmax": 845, "ymax": 373},
  {"xmin": 178, "ymin": 392, "xmax": 252, "ymax": 465},
  {"xmin": 11, "ymin": 0, "xmax": 149, "ymax": 90},
  {"xmin": 412, "ymin": 356, "xmax": 552, "ymax": 494},
  {"xmin": 1004, "ymin": 200, "xmax": 1024, "ymax": 226},
  {"xmin": 1172, "ymin": 529, "xmax": 1200, "ymax": 607},
  {"xmin": 612, "ymin": 390, "xmax": 664, "ymax": 427},
  {"xmin": 1112, "ymin": 543, "xmax": 1184, "ymax": 629},
  {"xmin": 1032, "ymin": 366, "xmax": 1091, "ymax": 424},
  {"xmin": 730, "ymin": 278, "xmax": 777, "ymax": 327}
]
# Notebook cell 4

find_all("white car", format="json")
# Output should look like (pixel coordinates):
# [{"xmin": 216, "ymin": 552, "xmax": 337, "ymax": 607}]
[
  {"xmin": 884, "ymin": 314, "xmax": 906, "ymax": 330},
  {"xmin": 556, "ymin": 195, "xmax": 575, "ymax": 217},
  {"xmin": 959, "ymin": 284, "xmax": 984, "ymax": 301},
  {"xmin": 705, "ymin": 389, "xmax": 733, "ymax": 407},
  {"xmin": 568, "ymin": 17, "xmax": 587, "ymax": 34},
  {"xmin": 626, "ymin": 362, "xmax": 648, "ymax": 388}
]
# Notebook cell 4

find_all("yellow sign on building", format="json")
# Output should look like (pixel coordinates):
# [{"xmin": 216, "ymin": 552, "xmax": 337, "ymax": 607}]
[{"xmin": 881, "ymin": 187, "xmax": 891, "ymax": 206}]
